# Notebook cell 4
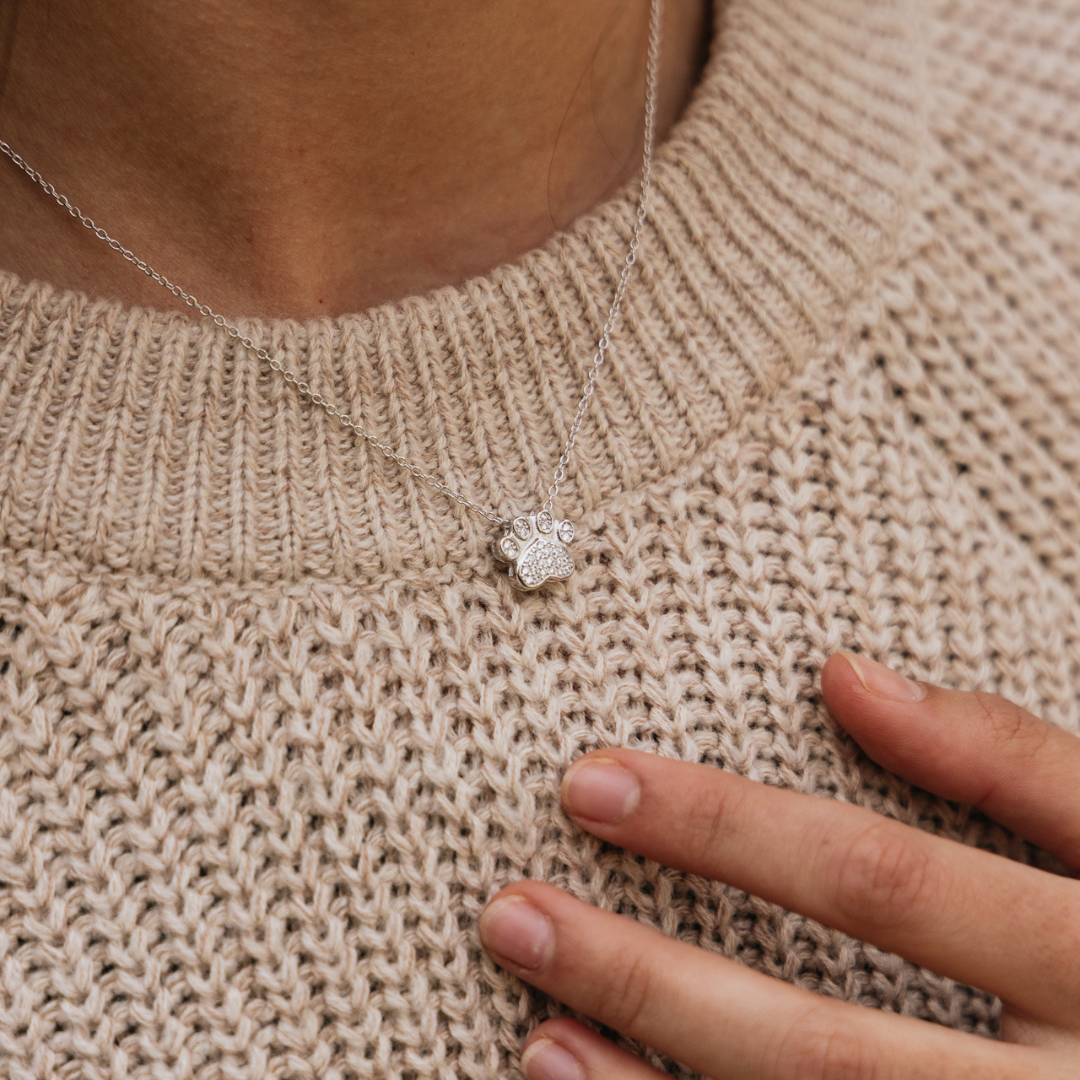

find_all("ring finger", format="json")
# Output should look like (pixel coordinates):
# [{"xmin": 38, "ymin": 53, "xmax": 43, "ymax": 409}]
[{"xmin": 480, "ymin": 882, "xmax": 1057, "ymax": 1079}]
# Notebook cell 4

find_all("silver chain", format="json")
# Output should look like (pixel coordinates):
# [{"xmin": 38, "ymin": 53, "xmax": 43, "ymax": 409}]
[{"xmin": 0, "ymin": 0, "xmax": 662, "ymax": 530}]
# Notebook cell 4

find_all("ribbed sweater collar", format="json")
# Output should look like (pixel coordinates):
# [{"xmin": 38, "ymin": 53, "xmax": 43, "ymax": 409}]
[{"xmin": 0, "ymin": 0, "xmax": 927, "ymax": 584}]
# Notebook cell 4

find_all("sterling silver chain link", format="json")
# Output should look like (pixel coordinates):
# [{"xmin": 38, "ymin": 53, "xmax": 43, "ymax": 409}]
[{"xmin": 0, "ymin": 0, "xmax": 662, "ymax": 588}]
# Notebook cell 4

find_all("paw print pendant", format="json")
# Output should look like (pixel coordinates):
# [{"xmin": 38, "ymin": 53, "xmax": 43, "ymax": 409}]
[{"xmin": 492, "ymin": 511, "xmax": 576, "ymax": 590}]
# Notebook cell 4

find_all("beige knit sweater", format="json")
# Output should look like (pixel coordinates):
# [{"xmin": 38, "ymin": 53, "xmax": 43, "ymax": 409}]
[{"xmin": 2, "ymin": 0, "xmax": 1079, "ymax": 1076}]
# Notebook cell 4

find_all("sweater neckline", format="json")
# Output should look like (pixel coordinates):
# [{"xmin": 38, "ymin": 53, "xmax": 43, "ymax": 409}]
[{"xmin": 0, "ymin": 0, "xmax": 928, "ymax": 585}]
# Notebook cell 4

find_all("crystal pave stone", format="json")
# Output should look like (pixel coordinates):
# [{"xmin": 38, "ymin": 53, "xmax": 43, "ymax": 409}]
[{"xmin": 492, "ymin": 512, "xmax": 576, "ymax": 591}]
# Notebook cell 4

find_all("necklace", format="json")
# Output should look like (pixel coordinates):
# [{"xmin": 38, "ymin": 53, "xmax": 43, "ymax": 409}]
[{"xmin": 0, "ymin": 0, "xmax": 662, "ymax": 591}]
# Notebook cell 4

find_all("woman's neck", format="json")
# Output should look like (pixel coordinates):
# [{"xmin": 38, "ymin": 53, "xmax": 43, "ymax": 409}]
[{"xmin": 0, "ymin": 0, "xmax": 709, "ymax": 319}]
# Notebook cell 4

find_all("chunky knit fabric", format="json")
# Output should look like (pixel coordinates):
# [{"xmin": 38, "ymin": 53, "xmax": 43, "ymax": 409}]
[{"xmin": 2, "ymin": 0, "xmax": 1080, "ymax": 1076}]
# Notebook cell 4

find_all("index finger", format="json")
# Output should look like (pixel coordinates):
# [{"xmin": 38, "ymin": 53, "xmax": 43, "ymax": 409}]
[{"xmin": 820, "ymin": 652, "xmax": 1080, "ymax": 871}]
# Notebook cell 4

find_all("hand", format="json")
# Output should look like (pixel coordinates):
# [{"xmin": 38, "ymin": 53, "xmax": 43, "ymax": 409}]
[{"xmin": 478, "ymin": 652, "xmax": 1080, "ymax": 1079}]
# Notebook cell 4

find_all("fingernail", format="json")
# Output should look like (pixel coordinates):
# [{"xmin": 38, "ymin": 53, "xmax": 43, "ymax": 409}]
[
  {"xmin": 521, "ymin": 1038, "xmax": 585, "ymax": 1080},
  {"xmin": 840, "ymin": 652, "xmax": 926, "ymax": 702},
  {"xmin": 479, "ymin": 896, "xmax": 554, "ymax": 971},
  {"xmin": 561, "ymin": 757, "xmax": 641, "ymax": 823}
]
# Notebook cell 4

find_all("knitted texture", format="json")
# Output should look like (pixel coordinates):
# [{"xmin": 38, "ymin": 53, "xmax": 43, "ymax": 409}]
[{"xmin": 2, "ymin": 0, "xmax": 1080, "ymax": 1076}]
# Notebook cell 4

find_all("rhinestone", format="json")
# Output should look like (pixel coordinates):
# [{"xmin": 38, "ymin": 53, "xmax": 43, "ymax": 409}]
[
  {"xmin": 536, "ymin": 511, "xmax": 553, "ymax": 533},
  {"xmin": 514, "ymin": 538, "xmax": 574, "ymax": 588},
  {"xmin": 500, "ymin": 536, "xmax": 519, "ymax": 559},
  {"xmin": 513, "ymin": 517, "xmax": 531, "ymax": 541},
  {"xmin": 557, "ymin": 520, "xmax": 574, "ymax": 544}
]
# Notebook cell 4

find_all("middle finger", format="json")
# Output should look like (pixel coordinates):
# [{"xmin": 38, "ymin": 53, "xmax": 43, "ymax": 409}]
[{"xmin": 558, "ymin": 749, "xmax": 1080, "ymax": 1030}]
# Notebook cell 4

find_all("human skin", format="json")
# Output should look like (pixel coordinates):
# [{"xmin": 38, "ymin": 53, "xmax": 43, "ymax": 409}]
[
  {"xmin": 0, "ymin": 0, "xmax": 708, "ymax": 318},
  {"xmin": 478, "ymin": 652, "xmax": 1080, "ymax": 1078},
  {"xmin": 4, "ymin": 5, "xmax": 1076, "ymax": 1077}
]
